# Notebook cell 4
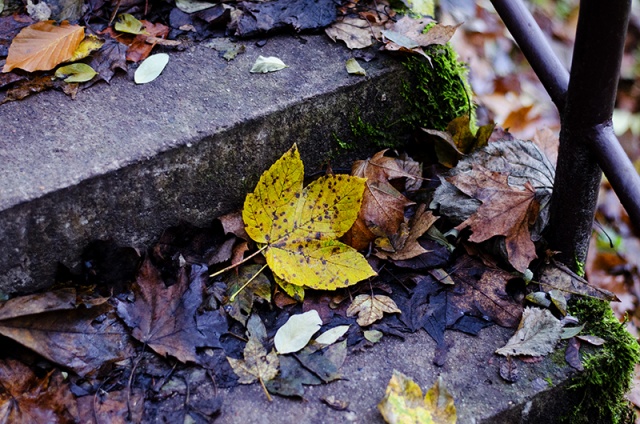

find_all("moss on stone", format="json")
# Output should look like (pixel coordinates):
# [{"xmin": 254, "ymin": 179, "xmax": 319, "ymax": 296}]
[
  {"xmin": 335, "ymin": 43, "xmax": 475, "ymax": 153},
  {"xmin": 401, "ymin": 43, "xmax": 475, "ymax": 131},
  {"xmin": 564, "ymin": 298, "xmax": 640, "ymax": 423}
]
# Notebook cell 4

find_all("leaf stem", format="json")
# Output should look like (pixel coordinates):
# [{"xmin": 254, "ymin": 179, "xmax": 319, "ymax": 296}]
[
  {"xmin": 259, "ymin": 377, "xmax": 273, "ymax": 402},
  {"xmin": 229, "ymin": 263, "xmax": 269, "ymax": 302},
  {"xmin": 210, "ymin": 245, "xmax": 268, "ymax": 278}
]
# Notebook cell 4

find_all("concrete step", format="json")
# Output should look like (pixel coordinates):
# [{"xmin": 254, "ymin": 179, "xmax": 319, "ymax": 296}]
[
  {"xmin": 219, "ymin": 326, "xmax": 579, "ymax": 424},
  {"xmin": 0, "ymin": 34, "xmax": 409, "ymax": 294},
  {"xmin": 0, "ymin": 33, "xmax": 586, "ymax": 423}
]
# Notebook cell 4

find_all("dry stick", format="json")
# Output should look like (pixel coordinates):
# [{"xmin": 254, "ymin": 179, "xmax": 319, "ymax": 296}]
[
  {"xmin": 209, "ymin": 245, "xmax": 268, "ymax": 278},
  {"xmin": 229, "ymin": 263, "xmax": 269, "ymax": 302}
]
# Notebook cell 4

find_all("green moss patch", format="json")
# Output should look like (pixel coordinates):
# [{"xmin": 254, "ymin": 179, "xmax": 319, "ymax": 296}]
[
  {"xmin": 401, "ymin": 43, "xmax": 475, "ymax": 131},
  {"xmin": 335, "ymin": 43, "xmax": 475, "ymax": 152},
  {"xmin": 565, "ymin": 298, "xmax": 640, "ymax": 423}
]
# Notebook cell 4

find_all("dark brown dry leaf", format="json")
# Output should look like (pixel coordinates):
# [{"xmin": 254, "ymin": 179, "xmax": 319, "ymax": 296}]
[
  {"xmin": 374, "ymin": 204, "xmax": 438, "ymax": 261},
  {"xmin": 0, "ymin": 359, "xmax": 79, "ymax": 423},
  {"xmin": 0, "ymin": 288, "xmax": 76, "ymax": 320},
  {"xmin": 0, "ymin": 303, "xmax": 135, "ymax": 377},
  {"xmin": 87, "ymin": 39, "xmax": 128, "ymax": 83},
  {"xmin": 76, "ymin": 389, "xmax": 144, "ymax": 424},
  {"xmin": 450, "ymin": 256, "xmax": 523, "ymax": 327},
  {"xmin": 451, "ymin": 165, "xmax": 540, "ymax": 272},
  {"xmin": 126, "ymin": 21, "xmax": 170, "ymax": 63},
  {"xmin": 1, "ymin": 75, "xmax": 56, "ymax": 104},
  {"xmin": 218, "ymin": 210, "xmax": 250, "ymax": 240},
  {"xmin": 0, "ymin": 71, "xmax": 25, "ymax": 89},
  {"xmin": 116, "ymin": 260, "xmax": 226, "ymax": 364}
]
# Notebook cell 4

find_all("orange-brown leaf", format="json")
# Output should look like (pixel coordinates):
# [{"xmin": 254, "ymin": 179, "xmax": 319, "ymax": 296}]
[
  {"xmin": 347, "ymin": 150, "xmax": 420, "ymax": 250},
  {"xmin": 3, "ymin": 20, "xmax": 85, "ymax": 72}
]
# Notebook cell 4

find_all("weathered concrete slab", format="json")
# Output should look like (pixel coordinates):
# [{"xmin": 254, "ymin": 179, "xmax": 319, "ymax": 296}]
[
  {"xmin": 0, "ymin": 35, "xmax": 410, "ymax": 294},
  {"xmin": 0, "ymin": 32, "xmax": 589, "ymax": 424},
  {"xmin": 211, "ymin": 326, "xmax": 577, "ymax": 423}
]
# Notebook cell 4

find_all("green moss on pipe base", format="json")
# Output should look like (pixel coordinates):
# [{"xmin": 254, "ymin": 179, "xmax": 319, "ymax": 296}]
[{"xmin": 564, "ymin": 298, "xmax": 640, "ymax": 423}]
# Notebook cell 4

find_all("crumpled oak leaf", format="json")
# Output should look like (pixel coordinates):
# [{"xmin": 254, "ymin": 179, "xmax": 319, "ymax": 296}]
[
  {"xmin": 243, "ymin": 144, "xmax": 376, "ymax": 290},
  {"xmin": 347, "ymin": 294, "xmax": 401, "ymax": 327},
  {"xmin": 3, "ymin": 20, "xmax": 85, "ymax": 72},
  {"xmin": 378, "ymin": 371, "xmax": 456, "ymax": 424}
]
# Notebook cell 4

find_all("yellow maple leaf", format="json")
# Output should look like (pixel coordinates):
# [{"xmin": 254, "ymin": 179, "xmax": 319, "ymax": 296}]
[
  {"xmin": 243, "ymin": 144, "xmax": 376, "ymax": 290},
  {"xmin": 378, "ymin": 371, "xmax": 457, "ymax": 424}
]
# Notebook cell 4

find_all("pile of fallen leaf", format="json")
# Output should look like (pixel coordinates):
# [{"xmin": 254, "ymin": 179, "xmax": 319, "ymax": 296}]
[
  {"xmin": 0, "ymin": 132, "xmax": 617, "ymax": 421},
  {"xmin": 0, "ymin": 0, "xmax": 462, "ymax": 103},
  {"xmin": 2, "ymin": 0, "xmax": 640, "ymax": 421}
]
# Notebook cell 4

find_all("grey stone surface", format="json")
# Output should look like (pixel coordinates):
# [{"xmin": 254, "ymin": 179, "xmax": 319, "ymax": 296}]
[
  {"xmin": 0, "ymin": 32, "xmax": 585, "ymax": 424},
  {"xmin": 216, "ymin": 325, "xmax": 578, "ymax": 423},
  {"xmin": 0, "ymin": 35, "xmax": 410, "ymax": 294}
]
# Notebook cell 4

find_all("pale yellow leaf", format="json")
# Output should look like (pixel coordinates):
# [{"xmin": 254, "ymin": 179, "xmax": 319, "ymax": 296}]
[{"xmin": 347, "ymin": 294, "xmax": 401, "ymax": 327}]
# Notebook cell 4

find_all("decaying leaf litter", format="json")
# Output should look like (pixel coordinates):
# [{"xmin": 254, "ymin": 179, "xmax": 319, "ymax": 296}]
[
  {"xmin": 0, "ymin": 0, "xmax": 636, "ymax": 422},
  {"xmin": 0, "ymin": 0, "xmax": 460, "ymax": 102},
  {"xmin": 0, "ymin": 130, "xmax": 618, "ymax": 421}
]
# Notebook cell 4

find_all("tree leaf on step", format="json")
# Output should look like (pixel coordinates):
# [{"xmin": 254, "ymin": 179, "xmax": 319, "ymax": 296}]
[
  {"xmin": 3, "ymin": 20, "xmax": 85, "ymax": 72},
  {"xmin": 55, "ymin": 63, "xmax": 96, "ymax": 83},
  {"xmin": 134, "ymin": 53, "xmax": 169, "ymax": 84},
  {"xmin": 496, "ymin": 307, "xmax": 563, "ymax": 357},
  {"xmin": 249, "ymin": 55, "xmax": 288, "ymax": 73},
  {"xmin": 243, "ymin": 144, "xmax": 376, "ymax": 290}
]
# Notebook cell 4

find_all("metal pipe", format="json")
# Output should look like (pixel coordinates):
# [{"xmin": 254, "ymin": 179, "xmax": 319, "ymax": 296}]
[
  {"xmin": 490, "ymin": 0, "xmax": 569, "ymax": 112},
  {"xmin": 547, "ymin": 0, "xmax": 631, "ymax": 266},
  {"xmin": 490, "ymin": 0, "xmax": 639, "ymax": 267}
]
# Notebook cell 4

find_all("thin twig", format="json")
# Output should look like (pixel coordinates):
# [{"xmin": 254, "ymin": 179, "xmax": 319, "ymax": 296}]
[
  {"xmin": 210, "ymin": 245, "xmax": 268, "ymax": 278},
  {"xmin": 229, "ymin": 263, "xmax": 268, "ymax": 302}
]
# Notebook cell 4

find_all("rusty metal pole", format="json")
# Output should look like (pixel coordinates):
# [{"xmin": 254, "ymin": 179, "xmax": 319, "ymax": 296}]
[
  {"xmin": 546, "ymin": 0, "xmax": 631, "ymax": 268},
  {"xmin": 491, "ymin": 0, "xmax": 634, "ymax": 270}
]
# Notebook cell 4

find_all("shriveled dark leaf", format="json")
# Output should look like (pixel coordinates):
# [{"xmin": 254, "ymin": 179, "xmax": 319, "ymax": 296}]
[
  {"xmin": 88, "ymin": 39, "xmax": 127, "ymax": 83},
  {"xmin": 449, "ymin": 256, "xmax": 523, "ymax": 328},
  {"xmin": 77, "ymin": 389, "xmax": 143, "ymax": 424},
  {"xmin": 0, "ymin": 71, "xmax": 25, "ymax": 89},
  {"xmin": 265, "ymin": 355, "xmax": 321, "ymax": 397},
  {"xmin": 1, "ymin": 75, "xmax": 56, "ymax": 104},
  {"xmin": 565, "ymin": 337, "xmax": 583, "ymax": 371},
  {"xmin": 0, "ymin": 303, "xmax": 134, "ymax": 377},
  {"xmin": 236, "ymin": 0, "xmax": 337, "ymax": 37},
  {"xmin": 0, "ymin": 359, "xmax": 79, "ymax": 423},
  {"xmin": 294, "ymin": 341, "xmax": 346, "ymax": 383},
  {"xmin": 116, "ymin": 260, "xmax": 225, "ymax": 364}
]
